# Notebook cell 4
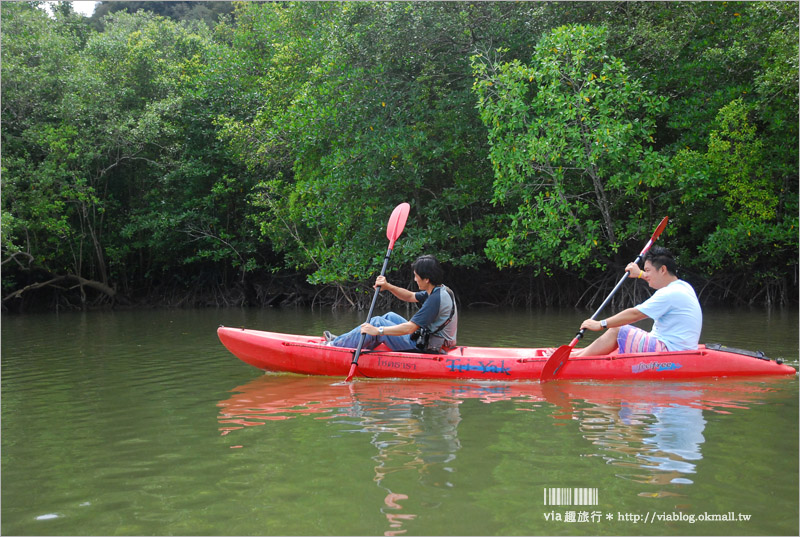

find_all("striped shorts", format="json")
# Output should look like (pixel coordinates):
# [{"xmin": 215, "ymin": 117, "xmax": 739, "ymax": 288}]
[{"xmin": 617, "ymin": 325, "xmax": 667, "ymax": 354}]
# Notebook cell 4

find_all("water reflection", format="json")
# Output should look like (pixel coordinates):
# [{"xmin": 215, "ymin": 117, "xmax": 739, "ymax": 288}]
[
  {"xmin": 554, "ymin": 381, "xmax": 769, "ymax": 491},
  {"xmin": 217, "ymin": 378, "xmax": 534, "ymax": 432},
  {"xmin": 635, "ymin": 404, "xmax": 705, "ymax": 476},
  {"xmin": 578, "ymin": 400, "xmax": 706, "ymax": 487},
  {"xmin": 219, "ymin": 377, "xmax": 471, "ymax": 535},
  {"xmin": 365, "ymin": 402, "xmax": 461, "ymax": 536},
  {"xmin": 217, "ymin": 376, "xmax": 790, "ymax": 534}
]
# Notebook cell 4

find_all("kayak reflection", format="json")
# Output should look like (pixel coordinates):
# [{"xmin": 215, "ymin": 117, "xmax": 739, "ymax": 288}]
[
  {"xmin": 218, "ymin": 375, "xmax": 788, "ymax": 431},
  {"xmin": 217, "ymin": 376, "xmax": 791, "ymax": 532}
]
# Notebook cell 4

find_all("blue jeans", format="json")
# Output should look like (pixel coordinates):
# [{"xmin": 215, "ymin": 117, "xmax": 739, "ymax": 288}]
[{"xmin": 331, "ymin": 312, "xmax": 417, "ymax": 351}]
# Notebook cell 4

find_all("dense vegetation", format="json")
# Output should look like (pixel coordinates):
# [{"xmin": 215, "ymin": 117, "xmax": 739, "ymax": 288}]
[{"xmin": 2, "ymin": 1, "xmax": 797, "ymax": 312}]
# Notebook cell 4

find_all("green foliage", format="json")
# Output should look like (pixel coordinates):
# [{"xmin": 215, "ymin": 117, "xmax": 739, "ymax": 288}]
[
  {"xmin": 90, "ymin": 1, "xmax": 235, "ymax": 30},
  {"xmin": 224, "ymin": 2, "xmax": 528, "ymax": 284},
  {"xmin": 473, "ymin": 24, "xmax": 669, "ymax": 274},
  {"xmin": 2, "ymin": 5, "xmax": 265, "ymax": 303},
  {"xmin": 2, "ymin": 2, "xmax": 87, "ymax": 279},
  {"xmin": 672, "ymin": 99, "xmax": 796, "ymax": 285},
  {"xmin": 1, "ymin": 2, "xmax": 797, "ymax": 307}
]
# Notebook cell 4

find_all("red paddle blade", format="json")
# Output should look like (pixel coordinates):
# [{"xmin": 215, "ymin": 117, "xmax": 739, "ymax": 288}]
[
  {"xmin": 345, "ymin": 363, "xmax": 357, "ymax": 382},
  {"xmin": 540, "ymin": 345, "xmax": 573, "ymax": 381},
  {"xmin": 386, "ymin": 203, "xmax": 410, "ymax": 249},
  {"xmin": 652, "ymin": 216, "xmax": 669, "ymax": 241},
  {"xmin": 639, "ymin": 216, "xmax": 669, "ymax": 256}
]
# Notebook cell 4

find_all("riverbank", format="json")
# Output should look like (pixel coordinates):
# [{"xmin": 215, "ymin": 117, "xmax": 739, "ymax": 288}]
[{"xmin": 3, "ymin": 264, "xmax": 796, "ymax": 314}]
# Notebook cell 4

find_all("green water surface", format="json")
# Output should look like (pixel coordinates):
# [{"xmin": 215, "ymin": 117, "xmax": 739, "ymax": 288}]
[{"xmin": 2, "ymin": 307, "xmax": 797, "ymax": 535}]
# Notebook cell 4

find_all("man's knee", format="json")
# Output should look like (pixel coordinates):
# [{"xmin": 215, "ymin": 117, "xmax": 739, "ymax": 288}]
[
  {"xmin": 370, "ymin": 314, "xmax": 396, "ymax": 327},
  {"xmin": 376, "ymin": 312, "xmax": 406, "ymax": 325}
]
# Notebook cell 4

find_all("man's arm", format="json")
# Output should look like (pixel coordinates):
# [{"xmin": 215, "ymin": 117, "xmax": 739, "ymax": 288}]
[
  {"xmin": 375, "ymin": 275, "xmax": 418, "ymax": 303},
  {"xmin": 581, "ymin": 307, "xmax": 648, "ymax": 331},
  {"xmin": 361, "ymin": 320, "xmax": 420, "ymax": 336}
]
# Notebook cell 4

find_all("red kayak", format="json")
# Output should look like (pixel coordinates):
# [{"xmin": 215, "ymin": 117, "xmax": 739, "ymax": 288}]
[{"xmin": 217, "ymin": 326, "xmax": 796, "ymax": 381}]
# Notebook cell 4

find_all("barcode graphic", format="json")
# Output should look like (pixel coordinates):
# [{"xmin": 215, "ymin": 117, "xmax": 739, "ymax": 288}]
[{"xmin": 543, "ymin": 487, "xmax": 598, "ymax": 506}]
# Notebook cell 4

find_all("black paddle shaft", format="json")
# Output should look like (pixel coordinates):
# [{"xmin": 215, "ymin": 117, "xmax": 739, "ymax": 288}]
[
  {"xmin": 350, "ymin": 247, "xmax": 393, "ymax": 366},
  {"xmin": 572, "ymin": 249, "xmax": 648, "ymax": 343}
]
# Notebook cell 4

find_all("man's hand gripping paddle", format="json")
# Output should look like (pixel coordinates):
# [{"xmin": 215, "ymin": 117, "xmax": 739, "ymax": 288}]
[
  {"xmin": 540, "ymin": 216, "xmax": 669, "ymax": 382},
  {"xmin": 344, "ymin": 203, "xmax": 411, "ymax": 382}
]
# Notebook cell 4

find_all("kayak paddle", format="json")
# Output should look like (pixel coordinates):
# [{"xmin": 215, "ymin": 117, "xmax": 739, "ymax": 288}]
[
  {"xmin": 540, "ymin": 216, "xmax": 669, "ymax": 381},
  {"xmin": 345, "ymin": 202, "xmax": 411, "ymax": 382}
]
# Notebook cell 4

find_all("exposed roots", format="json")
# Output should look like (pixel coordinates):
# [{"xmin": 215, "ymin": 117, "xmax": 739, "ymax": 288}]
[{"xmin": 3, "ymin": 265, "xmax": 795, "ymax": 313}]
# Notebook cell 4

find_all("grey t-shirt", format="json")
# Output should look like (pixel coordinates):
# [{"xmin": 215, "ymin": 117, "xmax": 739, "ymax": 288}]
[{"xmin": 411, "ymin": 285, "xmax": 457, "ymax": 343}]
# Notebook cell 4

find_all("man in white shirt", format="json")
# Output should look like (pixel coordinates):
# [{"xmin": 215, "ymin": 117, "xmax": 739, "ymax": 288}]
[{"xmin": 573, "ymin": 247, "xmax": 702, "ymax": 356}]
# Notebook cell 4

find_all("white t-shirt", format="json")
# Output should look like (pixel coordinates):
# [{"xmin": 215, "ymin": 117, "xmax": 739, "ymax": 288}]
[{"xmin": 636, "ymin": 280, "xmax": 702, "ymax": 351}]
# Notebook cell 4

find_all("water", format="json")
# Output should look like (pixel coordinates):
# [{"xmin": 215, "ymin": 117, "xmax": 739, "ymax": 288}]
[{"xmin": 2, "ymin": 307, "xmax": 798, "ymax": 536}]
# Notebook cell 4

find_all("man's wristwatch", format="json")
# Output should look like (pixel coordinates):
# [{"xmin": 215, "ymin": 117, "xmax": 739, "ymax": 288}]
[
  {"xmin": 600, "ymin": 320, "xmax": 608, "ymax": 329},
  {"xmin": 378, "ymin": 326, "xmax": 384, "ymax": 335}
]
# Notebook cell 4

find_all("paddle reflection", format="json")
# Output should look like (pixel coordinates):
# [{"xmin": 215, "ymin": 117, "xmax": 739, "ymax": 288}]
[{"xmin": 217, "ymin": 376, "xmax": 788, "ymax": 533}]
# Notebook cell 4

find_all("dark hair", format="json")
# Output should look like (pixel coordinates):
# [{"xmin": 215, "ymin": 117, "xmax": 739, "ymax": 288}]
[
  {"xmin": 411, "ymin": 254, "xmax": 444, "ymax": 285},
  {"xmin": 644, "ymin": 246, "xmax": 678, "ymax": 276}
]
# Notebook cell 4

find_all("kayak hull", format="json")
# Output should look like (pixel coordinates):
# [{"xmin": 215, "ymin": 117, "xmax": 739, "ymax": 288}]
[{"xmin": 217, "ymin": 326, "xmax": 797, "ymax": 381}]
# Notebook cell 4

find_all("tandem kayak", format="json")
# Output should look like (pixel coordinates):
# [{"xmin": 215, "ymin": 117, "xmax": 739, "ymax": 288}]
[{"xmin": 217, "ymin": 326, "xmax": 797, "ymax": 381}]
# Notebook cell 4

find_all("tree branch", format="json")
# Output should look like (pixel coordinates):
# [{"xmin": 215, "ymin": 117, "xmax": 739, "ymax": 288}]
[{"xmin": 3, "ymin": 274, "xmax": 116, "ymax": 302}]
